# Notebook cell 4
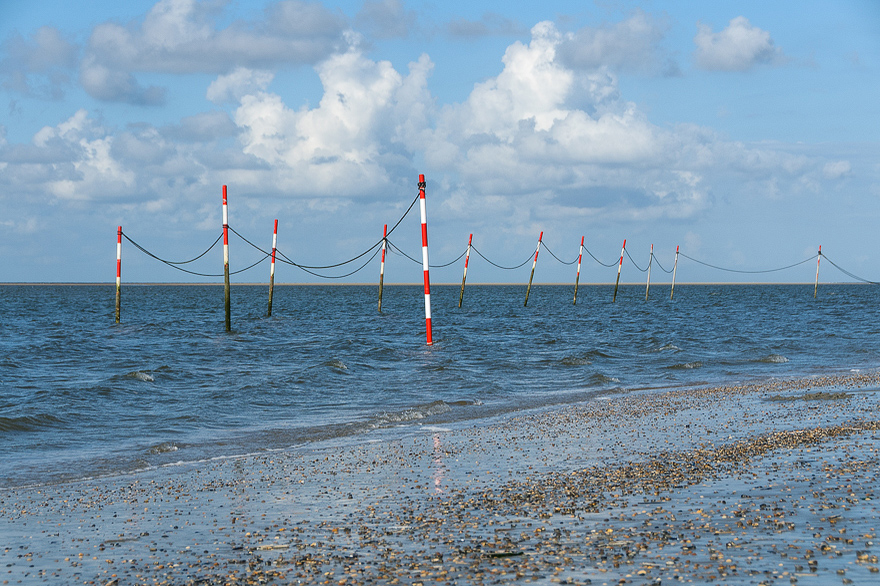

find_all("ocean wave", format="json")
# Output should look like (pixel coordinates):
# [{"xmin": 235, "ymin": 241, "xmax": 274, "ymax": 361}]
[
  {"xmin": 124, "ymin": 370, "xmax": 155, "ymax": 382},
  {"xmin": 0, "ymin": 413, "xmax": 64, "ymax": 432},
  {"xmin": 372, "ymin": 400, "xmax": 453, "ymax": 426},
  {"xmin": 654, "ymin": 343, "xmax": 681, "ymax": 353},
  {"xmin": 667, "ymin": 361, "xmax": 703, "ymax": 370},
  {"xmin": 560, "ymin": 355, "xmax": 592, "ymax": 366},
  {"xmin": 147, "ymin": 442, "xmax": 179, "ymax": 455},
  {"xmin": 757, "ymin": 354, "xmax": 789, "ymax": 364}
]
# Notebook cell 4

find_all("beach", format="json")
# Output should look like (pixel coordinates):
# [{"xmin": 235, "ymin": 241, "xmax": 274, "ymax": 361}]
[{"xmin": 2, "ymin": 371, "xmax": 879, "ymax": 585}]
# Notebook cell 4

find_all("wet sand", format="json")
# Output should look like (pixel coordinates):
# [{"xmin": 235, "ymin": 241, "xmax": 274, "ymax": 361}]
[{"xmin": 2, "ymin": 372, "xmax": 880, "ymax": 585}]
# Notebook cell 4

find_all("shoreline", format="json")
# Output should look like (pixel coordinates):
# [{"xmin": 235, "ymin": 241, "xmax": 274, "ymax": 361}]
[{"xmin": 2, "ymin": 371, "xmax": 879, "ymax": 585}]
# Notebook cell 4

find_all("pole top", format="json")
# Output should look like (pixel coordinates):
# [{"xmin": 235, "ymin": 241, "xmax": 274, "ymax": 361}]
[
  {"xmin": 538, "ymin": 231, "xmax": 543, "ymax": 241},
  {"xmin": 676, "ymin": 245, "xmax": 680, "ymax": 252},
  {"xmin": 418, "ymin": 173, "xmax": 425, "ymax": 182},
  {"xmin": 622, "ymin": 238, "xmax": 627, "ymax": 248},
  {"xmin": 222, "ymin": 184, "xmax": 227, "ymax": 204},
  {"xmin": 580, "ymin": 235, "xmax": 584, "ymax": 245}
]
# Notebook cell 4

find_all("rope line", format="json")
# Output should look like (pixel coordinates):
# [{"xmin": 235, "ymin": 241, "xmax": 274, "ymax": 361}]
[
  {"xmin": 470, "ymin": 244, "xmax": 537, "ymax": 270},
  {"xmin": 680, "ymin": 252, "xmax": 817, "ymax": 274},
  {"xmin": 651, "ymin": 254, "xmax": 675, "ymax": 274},
  {"xmin": 584, "ymin": 246, "xmax": 619, "ymax": 268},
  {"xmin": 542, "ymin": 241, "xmax": 579, "ymax": 265},
  {"xmin": 122, "ymin": 232, "xmax": 222, "ymax": 265},
  {"xmin": 384, "ymin": 240, "xmax": 468, "ymax": 268},
  {"xmin": 821, "ymin": 254, "xmax": 880, "ymax": 285},
  {"xmin": 273, "ymin": 192, "xmax": 419, "ymax": 270},
  {"xmin": 624, "ymin": 248, "xmax": 649, "ymax": 273},
  {"xmin": 290, "ymin": 245, "xmax": 383, "ymax": 279}
]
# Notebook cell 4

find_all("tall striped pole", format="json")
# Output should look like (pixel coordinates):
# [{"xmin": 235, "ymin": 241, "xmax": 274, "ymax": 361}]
[
  {"xmin": 573, "ymin": 236, "xmax": 584, "ymax": 305},
  {"xmin": 419, "ymin": 175, "xmax": 433, "ymax": 345},
  {"xmin": 612, "ymin": 239, "xmax": 626, "ymax": 302},
  {"xmin": 814, "ymin": 245, "xmax": 822, "ymax": 299},
  {"xmin": 378, "ymin": 224, "xmax": 387, "ymax": 312},
  {"xmin": 115, "ymin": 226, "xmax": 122, "ymax": 323},
  {"xmin": 524, "ymin": 231, "xmax": 543, "ymax": 307},
  {"xmin": 458, "ymin": 233, "xmax": 473, "ymax": 308},
  {"xmin": 670, "ymin": 245, "xmax": 680, "ymax": 300},
  {"xmin": 267, "ymin": 219, "xmax": 278, "ymax": 317},
  {"xmin": 645, "ymin": 244, "xmax": 653, "ymax": 301},
  {"xmin": 223, "ymin": 185, "xmax": 231, "ymax": 332}
]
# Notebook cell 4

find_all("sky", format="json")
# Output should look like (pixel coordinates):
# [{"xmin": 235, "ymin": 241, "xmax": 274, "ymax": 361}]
[{"xmin": 1, "ymin": 0, "xmax": 879, "ymax": 284}]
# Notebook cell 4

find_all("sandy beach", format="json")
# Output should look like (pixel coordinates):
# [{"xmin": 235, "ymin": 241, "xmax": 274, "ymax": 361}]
[{"xmin": 2, "ymin": 372, "xmax": 879, "ymax": 586}]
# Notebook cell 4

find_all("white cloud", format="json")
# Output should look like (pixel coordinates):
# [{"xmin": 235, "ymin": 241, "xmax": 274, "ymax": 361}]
[
  {"xmin": 557, "ymin": 10, "xmax": 676, "ymax": 74},
  {"xmin": 694, "ymin": 16, "xmax": 784, "ymax": 72},
  {"xmin": 79, "ymin": 0, "xmax": 348, "ymax": 103},
  {"xmin": 355, "ymin": 0, "xmax": 417, "ymax": 40},
  {"xmin": 207, "ymin": 68, "xmax": 275, "ymax": 104},
  {"xmin": 823, "ymin": 160, "xmax": 851, "ymax": 179},
  {"xmin": 231, "ymin": 48, "xmax": 433, "ymax": 196},
  {"xmin": 1, "ymin": 26, "xmax": 78, "ymax": 98}
]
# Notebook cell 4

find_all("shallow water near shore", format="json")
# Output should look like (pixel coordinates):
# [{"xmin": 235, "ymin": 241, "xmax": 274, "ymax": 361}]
[{"xmin": 2, "ymin": 283, "xmax": 880, "ymax": 488}]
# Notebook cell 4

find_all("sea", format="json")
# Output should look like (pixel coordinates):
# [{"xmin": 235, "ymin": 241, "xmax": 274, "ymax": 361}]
[{"xmin": 2, "ymin": 282, "xmax": 879, "ymax": 489}]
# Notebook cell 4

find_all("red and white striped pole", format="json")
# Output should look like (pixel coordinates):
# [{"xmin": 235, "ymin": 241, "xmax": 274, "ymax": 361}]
[
  {"xmin": 378, "ymin": 224, "xmax": 387, "ymax": 312},
  {"xmin": 814, "ymin": 245, "xmax": 822, "ymax": 299},
  {"xmin": 115, "ymin": 226, "xmax": 122, "ymax": 323},
  {"xmin": 612, "ymin": 238, "xmax": 626, "ymax": 302},
  {"xmin": 458, "ymin": 233, "xmax": 473, "ymax": 308},
  {"xmin": 267, "ymin": 219, "xmax": 278, "ymax": 317},
  {"xmin": 573, "ymin": 235, "xmax": 584, "ymax": 305},
  {"xmin": 670, "ymin": 245, "xmax": 680, "ymax": 300},
  {"xmin": 645, "ymin": 244, "xmax": 653, "ymax": 301},
  {"xmin": 223, "ymin": 185, "xmax": 231, "ymax": 332},
  {"xmin": 524, "ymin": 231, "xmax": 543, "ymax": 306},
  {"xmin": 419, "ymin": 175, "xmax": 433, "ymax": 345}
]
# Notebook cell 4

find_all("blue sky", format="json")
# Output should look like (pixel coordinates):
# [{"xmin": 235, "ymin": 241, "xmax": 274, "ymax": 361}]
[{"xmin": 1, "ymin": 0, "xmax": 878, "ymax": 284}]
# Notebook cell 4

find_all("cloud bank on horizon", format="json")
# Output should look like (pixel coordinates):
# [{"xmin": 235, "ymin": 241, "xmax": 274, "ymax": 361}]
[{"xmin": 1, "ymin": 0, "xmax": 878, "ymax": 283}]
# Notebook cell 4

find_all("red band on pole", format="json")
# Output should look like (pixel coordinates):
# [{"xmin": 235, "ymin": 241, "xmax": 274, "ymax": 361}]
[
  {"xmin": 116, "ymin": 226, "xmax": 122, "ymax": 280},
  {"xmin": 271, "ymin": 219, "xmax": 278, "ymax": 266},
  {"xmin": 419, "ymin": 174, "xmax": 432, "ymax": 345}
]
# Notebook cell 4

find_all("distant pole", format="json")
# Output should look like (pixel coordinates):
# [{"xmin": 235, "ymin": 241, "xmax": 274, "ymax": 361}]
[
  {"xmin": 223, "ymin": 185, "xmax": 231, "ymax": 332},
  {"xmin": 612, "ymin": 239, "xmax": 626, "ymax": 302},
  {"xmin": 419, "ymin": 175, "xmax": 433, "ymax": 346},
  {"xmin": 378, "ymin": 224, "xmax": 387, "ymax": 312},
  {"xmin": 524, "ymin": 231, "xmax": 543, "ymax": 307},
  {"xmin": 115, "ymin": 226, "xmax": 122, "ymax": 323},
  {"xmin": 670, "ymin": 245, "xmax": 680, "ymax": 300},
  {"xmin": 267, "ymin": 219, "xmax": 278, "ymax": 317},
  {"xmin": 814, "ymin": 245, "xmax": 822, "ymax": 299},
  {"xmin": 645, "ymin": 244, "xmax": 653, "ymax": 301},
  {"xmin": 573, "ymin": 236, "xmax": 584, "ymax": 305},
  {"xmin": 458, "ymin": 233, "xmax": 472, "ymax": 308}
]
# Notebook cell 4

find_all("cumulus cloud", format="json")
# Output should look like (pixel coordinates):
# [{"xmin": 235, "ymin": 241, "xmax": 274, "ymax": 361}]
[
  {"xmin": 207, "ymin": 68, "xmax": 275, "ymax": 104},
  {"xmin": 230, "ymin": 48, "xmax": 434, "ymax": 197},
  {"xmin": 823, "ymin": 160, "xmax": 851, "ymax": 179},
  {"xmin": 1, "ymin": 26, "xmax": 78, "ymax": 98},
  {"xmin": 694, "ymin": 16, "xmax": 784, "ymax": 71},
  {"xmin": 557, "ymin": 10, "xmax": 676, "ymax": 74},
  {"xmin": 79, "ymin": 0, "xmax": 347, "ymax": 103}
]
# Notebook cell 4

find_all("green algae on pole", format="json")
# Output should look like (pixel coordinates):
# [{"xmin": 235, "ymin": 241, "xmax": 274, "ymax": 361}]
[
  {"xmin": 612, "ymin": 239, "xmax": 625, "ymax": 302},
  {"xmin": 378, "ymin": 224, "xmax": 387, "ymax": 312},
  {"xmin": 459, "ymin": 233, "xmax": 472, "ymax": 308},
  {"xmin": 115, "ymin": 226, "xmax": 122, "ymax": 323},
  {"xmin": 573, "ymin": 236, "xmax": 584, "ymax": 305},
  {"xmin": 222, "ymin": 185, "xmax": 230, "ymax": 332},
  {"xmin": 524, "ymin": 231, "xmax": 543, "ymax": 307},
  {"xmin": 267, "ymin": 219, "xmax": 278, "ymax": 317}
]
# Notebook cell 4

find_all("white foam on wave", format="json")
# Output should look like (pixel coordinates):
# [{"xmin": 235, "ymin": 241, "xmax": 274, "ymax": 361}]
[{"xmin": 126, "ymin": 371, "xmax": 154, "ymax": 382}]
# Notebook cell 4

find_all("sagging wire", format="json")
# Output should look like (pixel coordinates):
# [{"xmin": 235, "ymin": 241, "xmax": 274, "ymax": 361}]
[{"xmin": 680, "ymin": 252, "xmax": 817, "ymax": 274}]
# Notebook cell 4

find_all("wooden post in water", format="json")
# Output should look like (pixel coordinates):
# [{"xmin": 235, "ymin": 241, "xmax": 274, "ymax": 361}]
[
  {"xmin": 612, "ymin": 239, "xmax": 626, "ymax": 302},
  {"xmin": 573, "ymin": 236, "xmax": 584, "ymax": 305},
  {"xmin": 814, "ymin": 245, "xmax": 822, "ymax": 299},
  {"xmin": 645, "ymin": 244, "xmax": 653, "ymax": 301},
  {"xmin": 267, "ymin": 219, "xmax": 278, "ymax": 317},
  {"xmin": 670, "ymin": 245, "xmax": 680, "ymax": 300},
  {"xmin": 418, "ymin": 175, "xmax": 433, "ymax": 345},
  {"xmin": 222, "ymin": 185, "xmax": 231, "ymax": 332},
  {"xmin": 378, "ymin": 224, "xmax": 387, "ymax": 312},
  {"xmin": 524, "ymin": 231, "xmax": 543, "ymax": 307},
  {"xmin": 115, "ymin": 226, "xmax": 122, "ymax": 323},
  {"xmin": 458, "ymin": 233, "xmax": 472, "ymax": 308}
]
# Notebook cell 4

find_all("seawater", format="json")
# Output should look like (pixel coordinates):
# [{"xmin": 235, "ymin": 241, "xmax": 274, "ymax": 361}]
[{"xmin": 2, "ymin": 283, "xmax": 879, "ymax": 488}]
